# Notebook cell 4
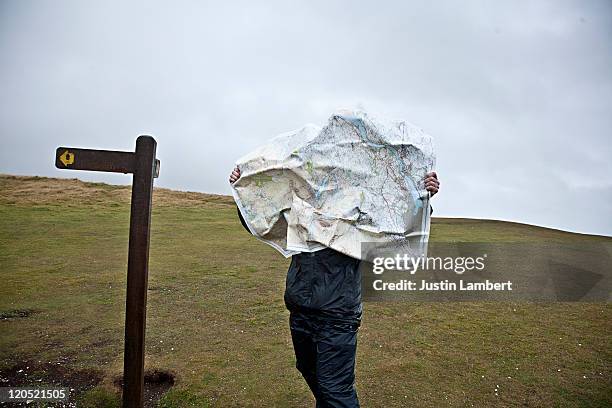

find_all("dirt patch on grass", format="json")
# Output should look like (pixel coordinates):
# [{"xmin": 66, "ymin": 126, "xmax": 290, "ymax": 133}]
[
  {"xmin": 0, "ymin": 359, "xmax": 175, "ymax": 408},
  {"xmin": 0, "ymin": 358, "xmax": 104, "ymax": 406},
  {"xmin": 113, "ymin": 369, "xmax": 176, "ymax": 408},
  {"xmin": 0, "ymin": 309, "xmax": 37, "ymax": 320}
]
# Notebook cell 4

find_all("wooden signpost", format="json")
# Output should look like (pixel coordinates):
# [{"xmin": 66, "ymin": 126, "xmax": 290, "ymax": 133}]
[{"xmin": 55, "ymin": 136, "xmax": 160, "ymax": 408}]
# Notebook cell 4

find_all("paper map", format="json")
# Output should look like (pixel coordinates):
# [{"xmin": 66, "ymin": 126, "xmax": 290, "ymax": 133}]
[{"xmin": 231, "ymin": 109, "xmax": 436, "ymax": 260}]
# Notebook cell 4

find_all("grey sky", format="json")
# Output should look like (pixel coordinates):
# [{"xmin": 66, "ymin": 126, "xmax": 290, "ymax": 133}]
[{"xmin": 1, "ymin": 0, "xmax": 611, "ymax": 236}]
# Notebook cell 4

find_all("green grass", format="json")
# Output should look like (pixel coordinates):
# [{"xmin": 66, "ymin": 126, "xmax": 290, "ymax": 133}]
[
  {"xmin": 0, "ymin": 174, "xmax": 610, "ymax": 407},
  {"xmin": 77, "ymin": 387, "xmax": 122, "ymax": 408}
]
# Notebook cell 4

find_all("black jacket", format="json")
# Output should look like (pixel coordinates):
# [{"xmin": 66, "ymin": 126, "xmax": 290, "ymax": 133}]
[{"xmin": 237, "ymin": 208, "xmax": 362, "ymax": 323}]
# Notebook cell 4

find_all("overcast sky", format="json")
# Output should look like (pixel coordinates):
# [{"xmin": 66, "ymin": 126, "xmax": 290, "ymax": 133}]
[{"xmin": 1, "ymin": 0, "xmax": 611, "ymax": 236}]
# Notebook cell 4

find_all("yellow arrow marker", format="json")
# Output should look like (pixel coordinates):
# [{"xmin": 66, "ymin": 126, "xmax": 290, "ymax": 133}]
[{"xmin": 59, "ymin": 150, "xmax": 75, "ymax": 166}]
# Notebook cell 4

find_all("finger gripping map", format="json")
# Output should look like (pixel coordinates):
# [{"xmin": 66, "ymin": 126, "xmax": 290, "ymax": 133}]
[{"xmin": 231, "ymin": 109, "xmax": 436, "ymax": 260}]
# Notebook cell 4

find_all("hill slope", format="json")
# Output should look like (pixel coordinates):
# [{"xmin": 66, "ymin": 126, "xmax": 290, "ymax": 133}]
[{"xmin": 0, "ymin": 174, "xmax": 610, "ymax": 407}]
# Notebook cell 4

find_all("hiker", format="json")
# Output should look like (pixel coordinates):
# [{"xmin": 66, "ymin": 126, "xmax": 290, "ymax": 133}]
[{"xmin": 229, "ymin": 166, "xmax": 439, "ymax": 407}]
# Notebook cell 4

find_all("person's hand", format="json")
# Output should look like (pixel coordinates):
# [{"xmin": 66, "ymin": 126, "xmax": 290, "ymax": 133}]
[
  {"xmin": 229, "ymin": 166, "xmax": 241, "ymax": 184},
  {"xmin": 424, "ymin": 171, "xmax": 439, "ymax": 196}
]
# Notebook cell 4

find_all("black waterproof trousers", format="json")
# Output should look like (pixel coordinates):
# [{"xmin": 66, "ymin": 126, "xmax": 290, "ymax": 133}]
[
  {"xmin": 237, "ymin": 209, "xmax": 362, "ymax": 407},
  {"xmin": 284, "ymin": 249, "xmax": 362, "ymax": 408}
]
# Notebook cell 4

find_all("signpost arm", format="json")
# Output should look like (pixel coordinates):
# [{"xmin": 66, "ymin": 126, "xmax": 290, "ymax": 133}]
[{"xmin": 122, "ymin": 136, "xmax": 157, "ymax": 408}]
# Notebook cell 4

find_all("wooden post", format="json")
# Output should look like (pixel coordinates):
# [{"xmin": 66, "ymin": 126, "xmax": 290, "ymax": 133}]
[
  {"xmin": 122, "ymin": 136, "xmax": 157, "ymax": 408},
  {"xmin": 55, "ymin": 136, "xmax": 159, "ymax": 408}
]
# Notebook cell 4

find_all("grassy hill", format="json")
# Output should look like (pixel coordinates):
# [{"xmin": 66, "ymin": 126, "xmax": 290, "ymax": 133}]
[{"xmin": 0, "ymin": 174, "xmax": 610, "ymax": 407}]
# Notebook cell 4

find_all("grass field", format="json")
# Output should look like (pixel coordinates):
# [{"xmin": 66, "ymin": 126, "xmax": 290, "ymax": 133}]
[{"xmin": 0, "ymin": 174, "xmax": 610, "ymax": 407}]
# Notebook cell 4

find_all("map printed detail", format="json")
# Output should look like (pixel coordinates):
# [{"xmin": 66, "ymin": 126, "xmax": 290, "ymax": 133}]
[{"xmin": 231, "ymin": 110, "xmax": 436, "ymax": 260}]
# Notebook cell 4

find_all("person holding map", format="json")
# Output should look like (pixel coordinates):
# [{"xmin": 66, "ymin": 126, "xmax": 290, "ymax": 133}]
[{"xmin": 229, "ymin": 154, "xmax": 439, "ymax": 408}]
